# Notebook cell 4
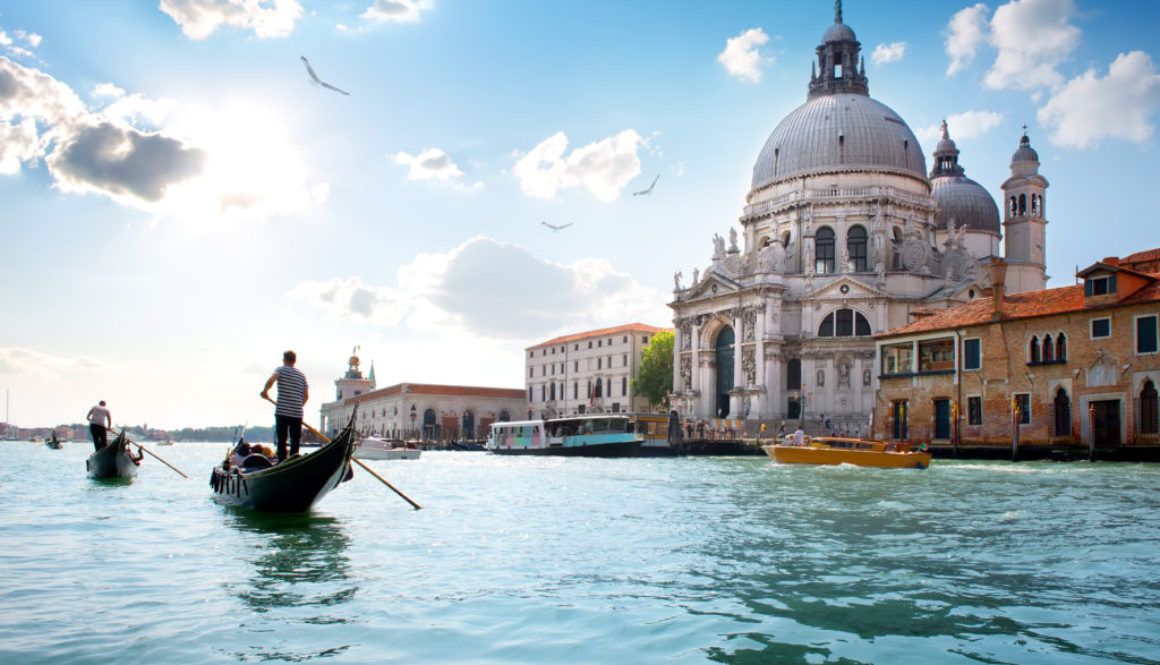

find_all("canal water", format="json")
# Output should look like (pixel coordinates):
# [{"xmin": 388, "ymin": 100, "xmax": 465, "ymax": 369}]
[{"xmin": 1, "ymin": 442, "xmax": 1158, "ymax": 664}]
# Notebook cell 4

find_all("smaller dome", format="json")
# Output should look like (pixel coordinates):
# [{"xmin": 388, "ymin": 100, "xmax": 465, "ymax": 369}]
[
  {"xmin": 1011, "ymin": 133, "xmax": 1039, "ymax": 164},
  {"xmin": 822, "ymin": 22, "xmax": 856, "ymax": 43},
  {"xmin": 931, "ymin": 176, "xmax": 1001, "ymax": 235}
]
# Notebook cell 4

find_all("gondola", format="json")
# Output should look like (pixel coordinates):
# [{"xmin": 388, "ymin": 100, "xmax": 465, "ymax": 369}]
[
  {"xmin": 45, "ymin": 434, "xmax": 63, "ymax": 450},
  {"xmin": 86, "ymin": 432, "xmax": 141, "ymax": 479},
  {"xmin": 209, "ymin": 416, "xmax": 356, "ymax": 512}
]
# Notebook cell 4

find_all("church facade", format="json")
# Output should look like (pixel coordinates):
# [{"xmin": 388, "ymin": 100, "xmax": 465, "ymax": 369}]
[{"xmin": 669, "ymin": 4, "xmax": 1050, "ymax": 427}]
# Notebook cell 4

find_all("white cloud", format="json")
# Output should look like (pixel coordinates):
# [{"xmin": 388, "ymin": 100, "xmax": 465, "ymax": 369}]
[
  {"xmin": 1037, "ymin": 51, "xmax": 1160, "ymax": 148},
  {"xmin": 0, "ymin": 347, "xmax": 102, "ymax": 375},
  {"xmin": 512, "ymin": 130, "xmax": 642, "ymax": 203},
  {"xmin": 292, "ymin": 236, "xmax": 671, "ymax": 342},
  {"xmin": 359, "ymin": 0, "xmax": 434, "ymax": 24},
  {"xmin": 944, "ymin": 3, "xmax": 989, "ymax": 76},
  {"xmin": 984, "ymin": 0, "xmax": 1080, "ymax": 90},
  {"xmin": 916, "ymin": 110, "xmax": 1005, "ymax": 143},
  {"xmin": 717, "ymin": 28, "xmax": 771, "ymax": 83},
  {"xmin": 872, "ymin": 42, "xmax": 907, "ymax": 66},
  {"xmin": 159, "ymin": 0, "xmax": 303, "ymax": 40},
  {"xmin": 15, "ymin": 30, "xmax": 41, "ymax": 48},
  {"xmin": 392, "ymin": 147, "xmax": 482, "ymax": 191}
]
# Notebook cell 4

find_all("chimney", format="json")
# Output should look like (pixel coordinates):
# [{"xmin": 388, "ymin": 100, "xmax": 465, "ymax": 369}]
[
  {"xmin": 1103, "ymin": 256, "xmax": 1120, "ymax": 267},
  {"xmin": 990, "ymin": 258, "xmax": 1008, "ymax": 320}
]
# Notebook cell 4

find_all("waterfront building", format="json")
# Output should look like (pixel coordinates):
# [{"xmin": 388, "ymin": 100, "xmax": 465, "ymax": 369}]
[
  {"xmin": 318, "ymin": 352, "xmax": 525, "ymax": 442},
  {"xmin": 669, "ymin": 3, "xmax": 1049, "ymax": 427},
  {"xmin": 526, "ymin": 323, "xmax": 670, "ymax": 418},
  {"xmin": 872, "ymin": 252, "xmax": 1160, "ymax": 453}
]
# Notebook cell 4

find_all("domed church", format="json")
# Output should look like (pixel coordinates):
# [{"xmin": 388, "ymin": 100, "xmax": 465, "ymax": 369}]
[{"xmin": 669, "ymin": 2, "xmax": 1049, "ymax": 426}]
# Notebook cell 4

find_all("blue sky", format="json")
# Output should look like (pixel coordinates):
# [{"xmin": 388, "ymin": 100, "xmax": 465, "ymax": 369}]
[{"xmin": 1, "ymin": 0, "xmax": 1158, "ymax": 429}]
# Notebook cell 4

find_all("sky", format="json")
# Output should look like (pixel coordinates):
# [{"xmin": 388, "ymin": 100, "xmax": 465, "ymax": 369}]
[{"xmin": 1, "ymin": 0, "xmax": 1158, "ymax": 429}]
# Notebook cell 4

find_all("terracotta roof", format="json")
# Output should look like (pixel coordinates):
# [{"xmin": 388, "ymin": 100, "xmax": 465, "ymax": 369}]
[
  {"xmin": 349, "ymin": 383, "xmax": 524, "ymax": 403},
  {"xmin": 1120, "ymin": 247, "xmax": 1160, "ymax": 269},
  {"xmin": 879, "ymin": 276, "xmax": 1160, "ymax": 338},
  {"xmin": 531, "ymin": 323, "xmax": 671, "ymax": 349}
]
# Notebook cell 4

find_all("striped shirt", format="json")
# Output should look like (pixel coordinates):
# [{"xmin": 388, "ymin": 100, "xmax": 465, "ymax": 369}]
[{"xmin": 273, "ymin": 365, "xmax": 308, "ymax": 418}]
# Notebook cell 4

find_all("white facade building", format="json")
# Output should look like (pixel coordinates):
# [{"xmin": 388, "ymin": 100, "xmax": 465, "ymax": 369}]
[
  {"xmin": 669, "ymin": 3, "xmax": 1049, "ymax": 428},
  {"xmin": 526, "ymin": 323, "xmax": 671, "ymax": 418}
]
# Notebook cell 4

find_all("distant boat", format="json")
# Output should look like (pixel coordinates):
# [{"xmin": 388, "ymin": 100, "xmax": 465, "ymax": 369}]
[
  {"xmin": 762, "ymin": 436, "xmax": 932, "ymax": 469},
  {"xmin": 156, "ymin": 439, "xmax": 174, "ymax": 446},
  {"xmin": 86, "ymin": 432, "xmax": 142, "ymax": 479},
  {"xmin": 487, "ymin": 415, "xmax": 641, "ymax": 457},
  {"xmin": 45, "ymin": 433, "xmax": 63, "ymax": 450},
  {"xmin": 450, "ymin": 440, "xmax": 486, "ymax": 451},
  {"xmin": 355, "ymin": 437, "xmax": 421, "ymax": 461},
  {"xmin": 209, "ymin": 416, "xmax": 356, "ymax": 512}
]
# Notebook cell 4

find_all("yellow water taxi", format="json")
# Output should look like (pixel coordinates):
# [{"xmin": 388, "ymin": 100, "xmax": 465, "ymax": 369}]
[{"xmin": 762, "ymin": 436, "xmax": 932, "ymax": 469}]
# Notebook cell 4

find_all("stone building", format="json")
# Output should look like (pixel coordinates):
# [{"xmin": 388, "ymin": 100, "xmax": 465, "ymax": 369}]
[
  {"xmin": 526, "ymin": 323, "xmax": 670, "ymax": 418},
  {"xmin": 318, "ymin": 352, "xmax": 525, "ymax": 442},
  {"xmin": 873, "ymin": 253, "xmax": 1160, "ymax": 453},
  {"xmin": 669, "ymin": 3, "xmax": 1048, "ymax": 427}
]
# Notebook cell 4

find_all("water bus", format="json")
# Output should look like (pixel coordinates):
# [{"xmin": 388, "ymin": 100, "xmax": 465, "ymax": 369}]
[
  {"xmin": 763, "ymin": 436, "xmax": 931, "ymax": 469},
  {"xmin": 487, "ymin": 415, "xmax": 642, "ymax": 457}
]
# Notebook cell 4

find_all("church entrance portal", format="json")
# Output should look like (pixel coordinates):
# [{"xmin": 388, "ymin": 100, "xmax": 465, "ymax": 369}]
[{"xmin": 715, "ymin": 327, "xmax": 734, "ymax": 418}]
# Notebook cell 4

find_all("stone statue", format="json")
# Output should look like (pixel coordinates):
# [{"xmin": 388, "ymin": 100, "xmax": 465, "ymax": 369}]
[
  {"xmin": 712, "ymin": 233, "xmax": 726, "ymax": 258},
  {"xmin": 817, "ymin": 369, "xmax": 825, "ymax": 387},
  {"xmin": 839, "ymin": 361, "xmax": 850, "ymax": 387},
  {"xmin": 728, "ymin": 228, "xmax": 739, "ymax": 253},
  {"xmin": 673, "ymin": 271, "xmax": 683, "ymax": 290},
  {"xmin": 692, "ymin": 267, "xmax": 700, "ymax": 285},
  {"xmin": 680, "ymin": 356, "xmax": 692, "ymax": 390},
  {"xmin": 758, "ymin": 239, "xmax": 785, "ymax": 273}
]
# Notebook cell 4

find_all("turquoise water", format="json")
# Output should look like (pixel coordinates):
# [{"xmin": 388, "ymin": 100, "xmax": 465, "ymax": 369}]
[{"xmin": 1, "ymin": 442, "xmax": 1158, "ymax": 664}]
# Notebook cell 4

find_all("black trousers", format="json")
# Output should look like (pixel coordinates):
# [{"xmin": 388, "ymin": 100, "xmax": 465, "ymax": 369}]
[
  {"xmin": 90, "ymin": 424, "xmax": 107, "ymax": 451},
  {"xmin": 275, "ymin": 415, "xmax": 302, "ymax": 461}
]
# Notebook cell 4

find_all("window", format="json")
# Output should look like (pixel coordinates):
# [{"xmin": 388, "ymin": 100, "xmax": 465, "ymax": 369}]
[
  {"xmin": 967, "ymin": 396, "xmax": 982, "ymax": 425},
  {"xmin": 540, "ymin": 385, "xmax": 545, "ymax": 401},
  {"xmin": 1029, "ymin": 337, "xmax": 1041, "ymax": 364},
  {"xmin": 527, "ymin": 387, "xmax": 532, "ymax": 401},
  {"xmin": 622, "ymin": 377, "xmax": 627, "ymax": 395},
  {"xmin": 529, "ymin": 351, "xmax": 534, "ymax": 358},
  {"xmin": 919, "ymin": 339, "xmax": 955, "ymax": 372},
  {"xmin": 598, "ymin": 340, "xmax": 602, "ymax": 347},
  {"xmin": 529, "ymin": 367, "xmax": 534, "ymax": 378},
  {"xmin": 1056, "ymin": 333, "xmax": 1067, "ymax": 361},
  {"xmin": 1043, "ymin": 335, "xmax": 1054, "ymax": 362},
  {"xmin": 597, "ymin": 359, "xmax": 602, "ymax": 370},
  {"xmin": 550, "ymin": 364, "xmax": 555, "ymax": 376},
  {"xmin": 963, "ymin": 338, "xmax": 981, "ymax": 370},
  {"xmin": 549, "ymin": 383, "xmax": 556, "ymax": 401},
  {"xmin": 1141, "ymin": 380, "xmax": 1158, "ymax": 435},
  {"xmin": 1137, "ymin": 315, "xmax": 1159, "ymax": 354},
  {"xmin": 551, "ymin": 347, "xmax": 555, "ymax": 354},
  {"xmin": 818, "ymin": 309, "xmax": 871, "ymax": 337},
  {"xmin": 1091, "ymin": 318, "xmax": 1111, "ymax": 338},
  {"xmin": 847, "ymin": 226, "xmax": 868, "ymax": 272},
  {"xmin": 881, "ymin": 343, "xmax": 913, "ymax": 375},
  {"xmin": 1085, "ymin": 275, "xmax": 1116, "ymax": 296},
  {"xmin": 643, "ymin": 336, "xmax": 649, "ymax": 344},
  {"xmin": 542, "ymin": 349, "xmax": 546, "ymax": 356},
  {"xmin": 815, "ymin": 227, "xmax": 835, "ymax": 274},
  {"xmin": 623, "ymin": 354, "xmax": 628, "ymax": 366},
  {"xmin": 1013, "ymin": 393, "xmax": 1031, "ymax": 425},
  {"xmin": 588, "ymin": 342, "xmax": 592, "ymax": 349},
  {"xmin": 623, "ymin": 336, "xmax": 628, "ymax": 343},
  {"xmin": 574, "ymin": 361, "xmax": 579, "ymax": 372}
]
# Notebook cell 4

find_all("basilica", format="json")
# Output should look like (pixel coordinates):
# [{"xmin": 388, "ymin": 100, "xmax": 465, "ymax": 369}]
[{"xmin": 669, "ymin": 4, "xmax": 1049, "ymax": 427}]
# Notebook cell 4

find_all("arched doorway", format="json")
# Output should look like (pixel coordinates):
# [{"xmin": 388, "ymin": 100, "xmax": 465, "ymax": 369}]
[
  {"xmin": 715, "ymin": 326, "xmax": 735, "ymax": 418},
  {"xmin": 1053, "ymin": 388, "xmax": 1071, "ymax": 437},
  {"xmin": 786, "ymin": 358, "xmax": 801, "ymax": 419},
  {"xmin": 462, "ymin": 410, "xmax": 476, "ymax": 440},
  {"xmin": 1141, "ymin": 380, "xmax": 1158, "ymax": 435},
  {"xmin": 423, "ymin": 408, "xmax": 438, "ymax": 441}
]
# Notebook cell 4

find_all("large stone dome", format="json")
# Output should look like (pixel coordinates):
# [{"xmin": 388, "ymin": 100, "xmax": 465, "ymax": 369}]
[{"xmin": 751, "ymin": 93, "xmax": 928, "ymax": 191}]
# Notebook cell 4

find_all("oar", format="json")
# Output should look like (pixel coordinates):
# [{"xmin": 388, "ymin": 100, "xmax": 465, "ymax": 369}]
[
  {"xmin": 262, "ymin": 396, "xmax": 421, "ymax": 510},
  {"xmin": 132, "ymin": 441, "xmax": 189, "ymax": 478}
]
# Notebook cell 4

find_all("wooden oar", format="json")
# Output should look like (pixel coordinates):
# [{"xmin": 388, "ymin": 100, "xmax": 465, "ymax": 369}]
[
  {"xmin": 262, "ymin": 396, "xmax": 421, "ymax": 510},
  {"xmin": 133, "ymin": 442, "xmax": 189, "ymax": 478}
]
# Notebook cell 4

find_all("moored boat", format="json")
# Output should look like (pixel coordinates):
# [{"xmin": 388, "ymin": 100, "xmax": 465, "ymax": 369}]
[
  {"xmin": 355, "ymin": 437, "xmax": 421, "ymax": 461},
  {"xmin": 763, "ymin": 436, "xmax": 931, "ymax": 469},
  {"xmin": 209, "ymin": 418, "xmax": 356, "ymax": 512},
  {"xmin": 488, "ymin": 415, "xmax": 642, "ymax": 457},
  {"xmin": 86, "ymin": 432, "xmax": 142, "ymax": 478}
]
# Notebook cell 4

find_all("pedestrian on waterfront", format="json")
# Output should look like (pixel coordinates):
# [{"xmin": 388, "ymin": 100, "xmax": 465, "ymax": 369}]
[
  {"xmin": 793, "ymin": 425, "xmax": 805, "ymax": 446},
  {"xmin": 261, "ymin": 350, "xmax": 309, "ymax": 462},
  {"xmin": 778, "ymin": 421, "xmax": 787, "ymax": 436},
  {"xmin": 86, "ymin": 400, "xmax": 112, "ymax": 452}
]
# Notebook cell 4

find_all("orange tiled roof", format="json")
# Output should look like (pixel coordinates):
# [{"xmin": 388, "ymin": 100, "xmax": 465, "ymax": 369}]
[
  {"xmin": 1120, "ymin": 247, "xmax": 1160, "ymax": 269},
  {"xmin": 531, "ymin": 323, "xmax": 671, "ymax": 349},
  {"xmin": 880, "ymin": 276, "xmax": 1160, "ymax": 338},
  {"xmin": 349, "ymin": 383, "xmax": 524, "ymax": 403}
]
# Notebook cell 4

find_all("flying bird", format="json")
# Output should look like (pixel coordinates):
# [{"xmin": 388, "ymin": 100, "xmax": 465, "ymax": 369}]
[
  {"xmin": 632, "ymin": 174, "xmax": 659, "ymax": 196},
  {"xmin": 541, "ymin": 221, "xmax": 573, "ymax": 232},
  {"xmin": 300, "ymin": 56, "xmax": 350, "ymax": 96}
]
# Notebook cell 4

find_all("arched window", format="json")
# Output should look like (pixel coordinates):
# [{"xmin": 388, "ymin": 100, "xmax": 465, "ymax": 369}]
[
  {"xmin": 1056, "ymin": 333, "xmax": 1067, "ymax": 361},
  {"xmin": 816, "ymin": 227, "xmax": 835, "ymax": 274},
  {"xmin": 818, "ymin": 309, "xmax": 872, "ymax": 337},
  {"xmin": 1018, "ymin": 194, "xmax": 1027, "ymax": 216},
  {"xmin": 1043, "ymin": 334, "xmax": 1054, "ymax": 362},
  {"xmin": 1142, "ymin": 380, "xmax": 1158, "ymax": 435},
  {"xmin": 1053, "ymin": 388, "xmax": 1071, "ymax": 437},
  {"xmin": 786, "ymin": 358, "xmax": 801, "ymax": 391},
  {"xmin": 1009, "ymin": 197, "xmax": 1017, "ymax": 218},
  {"xmin": 1029, "ymin": 336, "xmax": 1041, "ymax": 364},
  {"xmin": 847, "ymin": 226, "xmax": 868, "ymax": 272},
  {"xmin": 892, "ymin": 227, "xmax": 904, "ymax": 269},
  {"xmin": 1031, "ymin": 194, "xmax": 1040, "ymax": 216},
  {"xmin": 549, "ymin": 383, "xmax": 556, "ymax": 401}
]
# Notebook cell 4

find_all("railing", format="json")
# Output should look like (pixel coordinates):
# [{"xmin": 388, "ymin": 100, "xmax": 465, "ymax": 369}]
[{"xmin": 744, "ymin": 185, "xmax": 933, "ymax": 218}]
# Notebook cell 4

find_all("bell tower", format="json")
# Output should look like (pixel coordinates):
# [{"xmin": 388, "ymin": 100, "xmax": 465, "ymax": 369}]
[
  {"xmin": 334, "ymin": 345, "xmax": 375, "ymax": 401},
  {"xmin": 1001, "ymin": 129, "xmax": 1049, "ymax": 293}
]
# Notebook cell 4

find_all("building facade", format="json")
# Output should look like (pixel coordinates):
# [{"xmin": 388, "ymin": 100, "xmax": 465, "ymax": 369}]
[
  {"xmin": 526, "ymin": 323, "xmax": 670, "ymax": 418},
  {"xmin": 873, "ymin": 254, "xmax": 1160, "ymax": 452},
  {"xmin": 319, "ymin": 353, "xmax": 525, "ymax": 442},
  {"xmin": 669, "ymin": 4, "xmax": 1049, "ymax": 427}
]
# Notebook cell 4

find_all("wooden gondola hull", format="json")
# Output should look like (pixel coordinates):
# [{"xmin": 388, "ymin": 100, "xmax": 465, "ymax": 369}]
[
  {"xmin": 210, "ymin": 427, "xmax": 355, "ymax": 512},
  {"xmin": 86, "ymin": 438, "xmax": 139, "ymax": 479}
]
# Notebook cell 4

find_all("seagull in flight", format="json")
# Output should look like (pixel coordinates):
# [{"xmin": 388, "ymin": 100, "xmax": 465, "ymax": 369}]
[
  {"xmin": 300, "ymin": 56, "xmax": 350, "ymax": 96},
  {"xmin": 632, "ymin": 174, "xmax": 659, "ymax": 196},
  {"xmin": 541, "ymin": 221, "xmax": 573, "ymax": 232}
]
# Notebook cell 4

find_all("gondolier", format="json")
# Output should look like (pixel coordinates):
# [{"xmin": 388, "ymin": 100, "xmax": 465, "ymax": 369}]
[
  {"xmin": 86, "ymin": 400, "xmax": 112, "ymax": 452},
  {"xmin": 260, "ymin": 350, "xmax": 309, "ymax": 462}
]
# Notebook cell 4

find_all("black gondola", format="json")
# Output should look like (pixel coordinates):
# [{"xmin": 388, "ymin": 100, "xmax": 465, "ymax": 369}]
[
  {"xmin": 86, "ymin": 432, "xmax": 140, "ymax": 479},
  {"xmin": 45, "ymin": 434, "xmax": 63, "ymax": 450},
  {"xmin": 209, "ymin": 416, "xmax": 356, "ymax": 512}
]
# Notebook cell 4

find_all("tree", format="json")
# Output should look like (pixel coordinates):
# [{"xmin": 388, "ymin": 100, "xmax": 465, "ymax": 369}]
[{"xmin": 631, "ymin": 330, "xmax": 674, "ymax": 409}]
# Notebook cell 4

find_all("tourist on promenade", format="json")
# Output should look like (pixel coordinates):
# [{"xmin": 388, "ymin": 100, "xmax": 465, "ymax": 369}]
[
  {"xmin": 86, "ymin": 400, "xmax": 112, "ymax": 452},
  {"xmin": 261, "ymin": 350, "xmax": 309, "ymax": 462}
]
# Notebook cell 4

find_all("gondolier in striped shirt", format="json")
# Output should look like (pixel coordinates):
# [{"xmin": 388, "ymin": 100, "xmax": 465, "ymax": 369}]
[{"xmin": 261, "ymin": 350, "xmax": 310, "ymax": 462}]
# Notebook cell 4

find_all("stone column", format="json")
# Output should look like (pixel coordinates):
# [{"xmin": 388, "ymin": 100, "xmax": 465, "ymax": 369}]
[{"xmin": 731, "ymin": 310, "xmax": 744, "ymax": 418}]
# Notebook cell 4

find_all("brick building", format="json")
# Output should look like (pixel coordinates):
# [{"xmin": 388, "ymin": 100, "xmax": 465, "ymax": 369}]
[{"xmin": 872, "ymin": 253, "xmax": 1160, "ymax": 456}]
